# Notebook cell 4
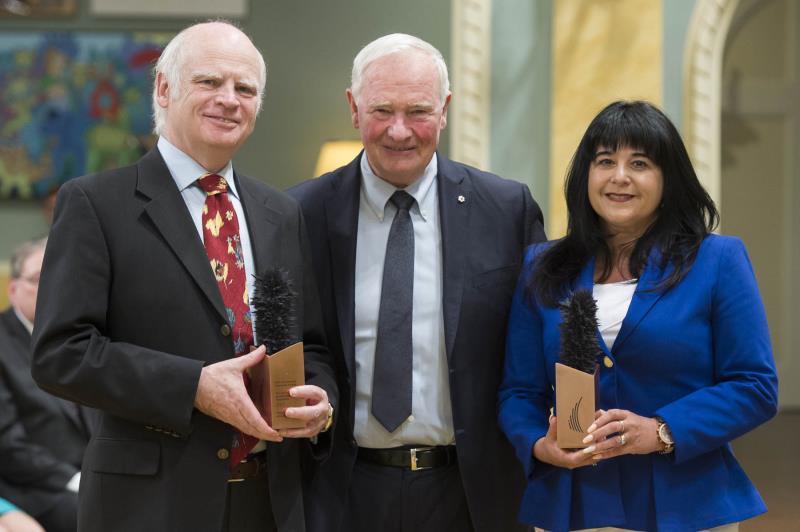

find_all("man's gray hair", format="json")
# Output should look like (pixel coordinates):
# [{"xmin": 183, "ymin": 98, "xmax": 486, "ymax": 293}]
[
  {"xmin": 10, "ymin": 238, "xmax": 47, "ymax": 279},
  {"xmin": 151, "ymin": 21, "xmax": 267, "ymax": 135},
  {"xmin": 350, "ymin": 33, "xmax": 449, "ymax": 104}
]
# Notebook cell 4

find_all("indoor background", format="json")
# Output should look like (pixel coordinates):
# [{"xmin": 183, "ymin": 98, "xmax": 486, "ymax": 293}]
[{"xmin": 0, "ymin": 1, "xmax": 796, "ymax": 529}]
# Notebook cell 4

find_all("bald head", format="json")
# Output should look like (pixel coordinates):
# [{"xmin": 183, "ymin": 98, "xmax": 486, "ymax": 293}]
[
  {"xmin": 152, "ymin": 21, "xmax": 267, "ymax": 136},
  {"xmin": 152, "ymin": 21, "xmax": 267, "ymax": 171}
]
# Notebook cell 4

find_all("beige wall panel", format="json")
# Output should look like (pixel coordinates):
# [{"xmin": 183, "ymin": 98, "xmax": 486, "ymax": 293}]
[
  {"xmin": 550, "ymin": 0, "xmax": 663, "ymax": 236},
  {"xmin": 721, "ymin": 116, "xmax": 785, "ymax": 372},
  {"xmin": 721, "ymin": 0, "xmax": 799, "ymax": 408}
]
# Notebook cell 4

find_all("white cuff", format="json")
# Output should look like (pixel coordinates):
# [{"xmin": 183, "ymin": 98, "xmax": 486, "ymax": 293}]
[{"xmin": 66, "ymin": 472, "xmax": 80, "ymax": 493}]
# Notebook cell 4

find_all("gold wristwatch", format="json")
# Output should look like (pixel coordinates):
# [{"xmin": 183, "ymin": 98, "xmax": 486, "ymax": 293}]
[
  {"xmin": 321, "ymin": 403, "xmax": 334, "ymax": 433},
  {"xmin": 655, "ymin": 417, "xmax": 674, "ymax": 454}
]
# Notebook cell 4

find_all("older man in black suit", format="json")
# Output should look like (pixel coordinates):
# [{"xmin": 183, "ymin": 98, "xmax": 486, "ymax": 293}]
[
  {"xmin": 31, "ymin": 21, "xmax": 336, "ymax": 532},
  {"xmin": 289, "ymin": 33, "xmax": 546, "ymax": 532},
  {"xmin": 0, "ymin": 238, "xmax": 93, "ymax": 532}
]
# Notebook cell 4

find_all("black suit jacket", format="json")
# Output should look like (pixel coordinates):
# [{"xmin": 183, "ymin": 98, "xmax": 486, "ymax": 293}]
[
  {"xmin": 0, "ymin": 309, "xmax": 93, "ymax": 517},
  {"xmin": 31, "ymin": 148, "xmax": 337, "ymax": 532},
  {"xmin": 288, "ymin": 153, "xmax": 546, "ymax": 532}
]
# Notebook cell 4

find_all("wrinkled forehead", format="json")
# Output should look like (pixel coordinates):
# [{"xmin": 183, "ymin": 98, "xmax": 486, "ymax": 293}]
[
  {"xmin": 180, "ymin": 30, "xmax": 263, "ymax": 85},
  {"xmin": 360, "ymin": 52, "xmax": 442, "ymax": 104}
]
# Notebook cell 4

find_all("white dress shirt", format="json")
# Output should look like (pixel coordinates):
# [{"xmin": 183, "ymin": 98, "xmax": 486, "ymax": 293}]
[{"xmin": 353, "ymin": 153, "xmax": 455, "ymax": 449}]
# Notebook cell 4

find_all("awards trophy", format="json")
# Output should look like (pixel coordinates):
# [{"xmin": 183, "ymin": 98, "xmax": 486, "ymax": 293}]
[
  {"xmin": 556, "ymin": 289, "xmax": 601, "ymax": 448},
  {"xmin": 249, "ymin": 268, "xmax": 306, "ymax": 430}
]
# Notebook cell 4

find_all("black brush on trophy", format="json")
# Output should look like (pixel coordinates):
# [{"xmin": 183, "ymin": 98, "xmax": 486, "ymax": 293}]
[
  {"xmin": 555, "ymin": 289, "xmax": 602, "ymax": 448},
  {"xmin": 249, "ymin": 268, "xmax": 306, "ymax": 429},
  {"xmin": 251, "ymin": 268, "xmax": 296, "ymax": 354}
]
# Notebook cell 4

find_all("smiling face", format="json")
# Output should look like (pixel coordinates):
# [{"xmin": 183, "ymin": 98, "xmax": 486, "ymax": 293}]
[
  {"xmin": 347, "ymin": 50, "xmax": 450, "ymax": 187},
  {"xmin": 588, "ymin": 145, "xmax": 664, "ymax": 240},
  {"xmin": 156, "ymin": 23, "xmax": 261, "ymax": 172}
]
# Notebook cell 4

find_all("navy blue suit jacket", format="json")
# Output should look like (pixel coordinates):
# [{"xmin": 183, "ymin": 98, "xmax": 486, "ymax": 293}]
[
  {"xmin": 289, "ymin": 152, "xmax": 546, "ymax": 532},
  {"xmin": 499, "ymin": 235, "xmax": 778, "ymax": 532}
]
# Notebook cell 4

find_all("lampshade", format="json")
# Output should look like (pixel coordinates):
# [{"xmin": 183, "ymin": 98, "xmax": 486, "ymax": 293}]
[{"xmin": 314, "ymin": 140, "xmax": 363, "ymax": 176}]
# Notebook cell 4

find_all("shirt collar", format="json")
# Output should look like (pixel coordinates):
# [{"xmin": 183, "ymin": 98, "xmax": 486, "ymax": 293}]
[
  {"xmin": 157, "ymin": 136, "xmax": 239, "ymax": 199},
  {"xmin": 13, "ymin": 307, "xmax": 33, "ymax": 335},
  {"xmin": 359, "ymin": 152, "xmax": 437, "ymax": 222}
]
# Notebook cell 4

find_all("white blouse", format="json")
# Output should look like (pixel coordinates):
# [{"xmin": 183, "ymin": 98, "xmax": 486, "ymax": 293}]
[{"xmin": 593, "ymin": 280, "xmax": 638, "ymax": 350}]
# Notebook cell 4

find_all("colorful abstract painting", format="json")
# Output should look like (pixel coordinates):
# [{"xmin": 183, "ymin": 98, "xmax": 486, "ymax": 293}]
[{"xmin": 0, "ymin": 31, "xmax": 171, "ymax": 199}]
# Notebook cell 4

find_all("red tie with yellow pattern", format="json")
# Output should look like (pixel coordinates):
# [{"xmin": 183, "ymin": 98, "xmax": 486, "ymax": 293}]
[{"xmin": 197, "ymin": 173, "xmax": 258, "ymax": 467}]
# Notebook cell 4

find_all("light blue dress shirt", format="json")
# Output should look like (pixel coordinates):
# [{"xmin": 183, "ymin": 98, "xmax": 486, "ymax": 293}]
[
  {"xmin": 157, "ymin": 136, "xmax": 257, "ymax": 326},
  {"xmin": 353, "ymin": 152, "xmax": 455, "ymax": 448}
]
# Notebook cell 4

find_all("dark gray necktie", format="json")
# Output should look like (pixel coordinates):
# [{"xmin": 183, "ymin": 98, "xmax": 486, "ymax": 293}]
[{"xmin": 372, "ymin": 190, "xmax": 415, "ymax": 432}]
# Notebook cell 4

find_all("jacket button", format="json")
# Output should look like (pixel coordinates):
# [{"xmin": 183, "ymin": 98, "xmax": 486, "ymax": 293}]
[
  {"xmin": 216, "ymin": 448, "xmax": 230, "ymax": 460},
  {"xmin": 603, "ymin": 356, "xmax": 614, "ymax": 368},
  {"xmin": 220, "ymin": 324, "xmax": 231, "ymax": 336}
]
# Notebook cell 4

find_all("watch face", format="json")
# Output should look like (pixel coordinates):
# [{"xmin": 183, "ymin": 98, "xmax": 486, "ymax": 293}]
[{"xmin": 658, "ymin": 423, "xmax": 674, "ymax": 445}]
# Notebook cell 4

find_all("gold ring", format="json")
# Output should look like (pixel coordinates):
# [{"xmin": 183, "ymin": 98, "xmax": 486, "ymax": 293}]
[
  {"xmin": 618, "ymin": 420, "xmax": 625, "ymax": 434},
  {"xmin": 619, "ymin": 433, "xmax": 627, "ymax": 446}
]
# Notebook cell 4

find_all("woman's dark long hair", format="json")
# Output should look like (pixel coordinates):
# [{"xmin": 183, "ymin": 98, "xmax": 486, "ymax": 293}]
[{"xmin": 529, "ymin": 100, "xmax": 719, "ymax": 307}]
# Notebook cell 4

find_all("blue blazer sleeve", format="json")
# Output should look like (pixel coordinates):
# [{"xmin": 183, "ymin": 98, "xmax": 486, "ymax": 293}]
[
  {"xmin": 498, "ymin": 244, "xmax": 554, "ymax": 479},
  {"xmin": 655, "ymin": 237, "xmax": 778, "ymax": 463}
]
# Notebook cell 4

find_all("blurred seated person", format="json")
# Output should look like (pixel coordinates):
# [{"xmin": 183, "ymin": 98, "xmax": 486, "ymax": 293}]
[
  {"xmin": 0, "ymin": 498, "xmax": 43, "ymax": 532},
  {"xmin": 0, "ymin": 239, "xmax": 95, "ymax": 532},
  {"xmin": 498, "ymin": 101, "xmax": 778, "ymax": 532}
]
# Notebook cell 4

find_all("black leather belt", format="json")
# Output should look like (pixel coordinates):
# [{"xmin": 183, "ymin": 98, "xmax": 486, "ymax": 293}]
[
  {"xmin": 358, "ymin": 446, "xmax": 457, "ymax": 471},
  {"xmin": 228, "ymin": 451, "xmax": 267, "ymax": 482}
]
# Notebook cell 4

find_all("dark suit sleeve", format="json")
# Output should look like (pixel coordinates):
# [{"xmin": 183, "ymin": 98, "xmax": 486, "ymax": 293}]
[
  {"xmin": 31, "ymin": 181, "xmax": 203, "ymax": 436},
  {"xmin": 0, "ymin": 369, "xmax": 75, "ymax": 490},
  {"xmin": 295, "ymin": 207, "xmax": 338, "ymax": 458},
  {"xmin": 520, "ymin": 183, "xmax": 547, "ymax": 246}
]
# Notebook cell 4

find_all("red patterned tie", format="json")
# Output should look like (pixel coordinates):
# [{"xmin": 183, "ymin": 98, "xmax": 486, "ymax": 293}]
[{"xmin": 197, "ymin": 173, "xmax": 258, "ymax": 467}]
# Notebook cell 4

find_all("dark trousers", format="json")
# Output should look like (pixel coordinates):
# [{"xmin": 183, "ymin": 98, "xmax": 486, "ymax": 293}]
[
  {"xmin": 222, "ymin": 477, "xmax": 277, "ymax": 532},
  {"xmin": 37, "ymin": 490, "xmax": 78, "ymax": 532},
  {"xmin": 342, "ymin": 458, "xmax": 474, "ymax": 532}
]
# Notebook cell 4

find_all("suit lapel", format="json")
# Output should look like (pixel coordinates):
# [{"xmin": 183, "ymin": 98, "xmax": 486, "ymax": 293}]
[
  {"xmin": 572, "ymin": 257, "xmax": 611, "ymax": 354},
  {"xmin": 137, "ymin": 149, "xmax": 227, "ymax": 322},
  {"xmin": 326, "ymin": 158, "xmax": 361, "ymax": 387},
  {"xmin": 612, "ymin": 252, "xmax": 668, "ymax": 352},
  {"xmin": 237, "ymin": 174, "xmax": 283, "ymax": 276},
  {"xmin": 437, "ymin": 155, "xmax": 471, "ymax": 360},
  {"xmin": 573, "ymin": 253, "xmax": 667, "ymax": 353}
]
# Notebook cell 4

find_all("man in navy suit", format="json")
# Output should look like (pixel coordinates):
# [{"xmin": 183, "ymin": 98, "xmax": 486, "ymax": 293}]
[
  {"xmin": 289, "ymin": 33, "xmax": 546, "ymax": 532},
  {"xmin": 0, "ymin": 238, "xmax": 94, "ymax": 532}
]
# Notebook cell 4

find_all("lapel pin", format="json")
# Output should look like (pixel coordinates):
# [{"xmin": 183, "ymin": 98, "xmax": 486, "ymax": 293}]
[{"xmin": 457, "ymin": 195, "xmax": 466, "ymax": 204}]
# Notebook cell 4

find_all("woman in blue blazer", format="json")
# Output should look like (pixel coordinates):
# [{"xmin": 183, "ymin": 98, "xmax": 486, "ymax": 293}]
[{"xmin": 498, "ymin": 101, "xmax": 778, "ymax": 532}]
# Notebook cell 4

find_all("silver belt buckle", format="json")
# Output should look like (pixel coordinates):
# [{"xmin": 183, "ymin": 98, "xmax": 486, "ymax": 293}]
[{"xmin": 409, "ymin": 447, "xmax": 433, "ymax": 471}]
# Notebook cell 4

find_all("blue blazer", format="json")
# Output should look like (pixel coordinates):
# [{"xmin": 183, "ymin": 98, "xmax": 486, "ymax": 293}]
[{"xmin": 498, "ymin": 235, "xmax": 778, "ymax": 532}]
